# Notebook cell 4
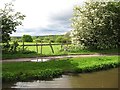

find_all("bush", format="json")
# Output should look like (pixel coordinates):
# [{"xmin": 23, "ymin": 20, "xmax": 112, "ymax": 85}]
[
  {"xmin": 2, "ymin": 42, "xmax": 11, "ymax": 53},
  {"xmin": 35, "ymin": 38, "xmax": 42, "ymax": 42},
  {"xmin": 56, "ymin": 37, "xmax": 70, "ymax": 44},
  {"xmin": 22, "ymin": 35, "xmax": 33, "ymax": 42},
  {"xmin": 66, "ymin": 45, "xmax": 86, "ymax": 52},
  {"xmin": 2, "ymin": 41, "xmax": 19, "ymax": 53},
  {"xmin": 10, "ymin": 41, "xmax": 19, "ymax": 53},
  {"xmin": 2, "ymin": 69, "xmax": 63, "ymax": 82}
]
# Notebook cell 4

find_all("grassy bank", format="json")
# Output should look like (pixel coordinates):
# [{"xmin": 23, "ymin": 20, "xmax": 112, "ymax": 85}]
[
  {"xmin": 2, "ymin": 48, "xmax": 118, "ymax": 59},
  {"xmin": 2, "ymin": 56, "xmax": 120, "ymax": 82},
  {"xmin": 2, "ymin": 50, "xmax": 68, "ymax": 60}
]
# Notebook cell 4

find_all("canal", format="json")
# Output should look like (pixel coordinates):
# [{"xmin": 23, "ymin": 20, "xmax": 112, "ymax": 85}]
[{"xmin": 2, "ymin": 68, "xmax": 119, "ymax": 89}]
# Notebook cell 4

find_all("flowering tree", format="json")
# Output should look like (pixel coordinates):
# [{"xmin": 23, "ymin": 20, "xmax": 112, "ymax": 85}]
[{"xmin": 71, "ymin": 2, "xmax": 120, "ymax": 49}]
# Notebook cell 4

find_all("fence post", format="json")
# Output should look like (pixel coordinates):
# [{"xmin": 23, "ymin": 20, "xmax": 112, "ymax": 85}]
[
  {"xmin": 36, "ymin": 42, "xmax": 38, "ymax": 53},
  {"xmin": 36, "ymin": 42, "xmax": 38, "ymax": 62},
  {"xmin": 67, "ymin": 41, "xmax": 68, "ymax": 47},
  {"xmin": 61, "ymin": 43, "xmax": 63, "ymax": 50},
  {"xmin": 22, "ymin": 41, "xmax": 24, "ymax": 51},
  {"xmin": 40, "ymin": 41, "xmax": 42, "ymax": 55},
  {"xmin": 49, "ymin": 41, "xmax": 54, "ymax": 53}
]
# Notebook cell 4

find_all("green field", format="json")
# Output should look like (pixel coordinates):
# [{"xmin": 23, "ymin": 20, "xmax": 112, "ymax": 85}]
[
  {"xmin": 2, "ymin": 42, "xmax": 119, "ymax": 59},
  {"xmin": 2, "ymin": 56, "xmax": 120, "ymax": 82},
  {"xmin": 10, "ymin": 42, "xmax": 63, "ymax": 54},
  {"xmin": 2, "ymin": 44, "xmax": 67, "ymax": 59},
  {"xmin": 24, "ymin": 45, "xmax": 62, "ymax": 54},
  {"xmin": 9, "ymin": 42, "xmax": 119, "ymax": 54}
]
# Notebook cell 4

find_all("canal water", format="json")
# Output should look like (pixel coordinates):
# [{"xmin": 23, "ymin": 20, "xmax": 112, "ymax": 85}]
[{"xmin": 2, "ymin": 68, "xmax": 119, "ymax": 89}]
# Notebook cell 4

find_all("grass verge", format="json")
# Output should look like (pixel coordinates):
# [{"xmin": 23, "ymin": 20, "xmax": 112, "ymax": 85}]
[
  {"xmin": 2, "ymin": 56, "xmax": 120, "ymax": 82},
  {"xmin": 2, "ymin": 48, "xmax": 119, "ymax": 59}
]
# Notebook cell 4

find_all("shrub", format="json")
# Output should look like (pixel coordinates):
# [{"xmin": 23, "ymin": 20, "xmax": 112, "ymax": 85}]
[{"xmin": 22, "ymin": 35, "xmax": 33, "ymax": 42}]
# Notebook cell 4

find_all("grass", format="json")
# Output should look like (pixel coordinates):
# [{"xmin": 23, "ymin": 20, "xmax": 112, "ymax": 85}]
[
  {"xmin": 2, "ymin": 56, "xmax": 120, "ymax": 82},
  {"xmin": 69, "ymin": 49, "xmax": 119, "ymax": 54},
  {"xmin": 2, "ymin": 42, "xmax": 119, "ymax": 59},
  {"xmin": 2, "ymin": 48, "xmax": 118, "ymax": 59},
  {"xmin": 2, "ymin": 44, "xmax": 67, "ymax": 59},
  {"xmin": 25, "ymin": 45, "xmax": 62, "ymax": 54},
  {"xmin": 8, "ymin": 42, "xmax": 63, "ymax": 55}
]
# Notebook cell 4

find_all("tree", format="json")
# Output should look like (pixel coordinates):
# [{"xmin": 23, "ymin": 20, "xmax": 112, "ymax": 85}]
[
  {"xmin": 22, "ymin": 35, "xmax": 33, "ymax": 42},
  {"xmin": 56, "ymin": 36, "xmax": 69, "ymax": 44},
  {"xmin": 0, "ymin": 3, "xmax": 25, "ymax": 43},
  {"xmin": 56, "ymin": 36, "xmax": 63, "ymax": 43},
  {"xmin": 43, "ymin": 37, "xmax": 50, "ymax": 43},
  {"xmin": 64, "ymin": 31, "xmax": 71, "ymax": 43},
  {"xmin": 71, "ymin": 2, "xmax": 120, "ymax": 50}
]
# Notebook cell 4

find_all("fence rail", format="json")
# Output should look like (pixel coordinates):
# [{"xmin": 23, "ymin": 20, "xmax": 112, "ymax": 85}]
[
  {"xmin": 20, "ymin": 44, "xmax": 67, "ymax": 46},
  {"xmin": 20, "ymin": 42, "xmax": 71, "ymax": 54},
  {"xmin": 20, "ymin": 43, "xmax": 71, "ymax": 46}
]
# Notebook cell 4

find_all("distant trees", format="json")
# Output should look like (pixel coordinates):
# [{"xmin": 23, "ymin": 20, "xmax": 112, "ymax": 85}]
[
  {"xmin": 44, "ymin": 37, "xmax": 50, "ymax": 42},
  {"xmin": 56, "ymin": 35, "xmax": 71, "ymax": 44},
  {"xmin": 56, "ymin": 36, "xmax": 63, "ymax": 43},
  {"xmin": 35, "ymin": 38, "xmax": 42, "ymax": 42},
  {"xmin": 11, "ymin": 35, "xmax": 69, "ymax": 43},
  {"xmin": 71, "ymin": 2, "xmax": 120, "ymax": 50},
  {"xmin": 64, "ymin": 31, "xmax": 71, "ymax": 43},
  {"xmin": 22, "ymin": 35, "xmax": 33, "ymax": 42}
]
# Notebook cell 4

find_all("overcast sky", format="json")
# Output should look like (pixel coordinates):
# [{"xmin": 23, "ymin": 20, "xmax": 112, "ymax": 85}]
[{"xmin": 0, "ymin": 0, "xmax": 85, "ymax": 36}]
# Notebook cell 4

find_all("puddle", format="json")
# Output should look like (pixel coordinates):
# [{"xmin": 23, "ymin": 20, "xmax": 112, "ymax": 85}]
[{"xmin": 30, "ymin": 58, "xmax": 50, "ymax": 62}]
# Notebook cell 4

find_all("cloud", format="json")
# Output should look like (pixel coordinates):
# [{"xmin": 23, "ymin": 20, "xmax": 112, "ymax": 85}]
[
  {"xmin": 0, "ymin": 0, "xmax": 85, "ymax": 36},
  {"xmin": 11, "ymin": 27, "xmax": 68, "ymax": 36}
]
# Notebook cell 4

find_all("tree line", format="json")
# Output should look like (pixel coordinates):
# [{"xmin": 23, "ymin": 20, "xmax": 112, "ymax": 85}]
[{"xmin": 11, "ymin": 34, "xmax": 71, "ymax": 43}]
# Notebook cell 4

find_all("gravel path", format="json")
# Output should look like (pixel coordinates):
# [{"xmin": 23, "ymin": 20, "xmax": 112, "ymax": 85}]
[{"xmin": 2, "ymin": 54, "xmax": 119, "ymax": 62}]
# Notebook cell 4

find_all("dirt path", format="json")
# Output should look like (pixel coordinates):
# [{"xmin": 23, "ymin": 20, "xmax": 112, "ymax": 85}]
[{"xmin": 2, "ymin": 54, "xmax": 119, "ymax": 62}]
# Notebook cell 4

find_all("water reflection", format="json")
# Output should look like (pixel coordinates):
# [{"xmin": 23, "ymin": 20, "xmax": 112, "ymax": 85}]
[
  {"xmin": 2, "ymin": 68, "xmax": 119, "ymax": 89},
  {"xmin": 31, "ymin": 58, "xmax": 50, "ymax": 62}
]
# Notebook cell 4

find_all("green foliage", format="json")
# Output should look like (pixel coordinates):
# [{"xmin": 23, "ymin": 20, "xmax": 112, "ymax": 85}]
[
  {"xmin": 0, "ymin": 3, "xmax": 25, "ymax": 43},
  {"xmin": 22, "ymin": 35, "xmax": 33, "ymax": 42},
  {"xmin": 33, "ymin": 35, "xmax": 64, "ymax": 43},
  {"xmin": 67, "ymin": 45, "xmax": 88, "ymax": 53},
  {"xmin": 2, "ymin": 41, "xmax": 19, "ymax": 53},
  {"xmin": 64, "ymin": 31, "xmax": 71, "ymax": 43},
  {"xmin": 56, "ymin": 36, "xmax": 63, "ymax": 43},
  {"xmin": 2, "ymin": 41, "xmax": 37, "ymax": 56},
  {"xmin": 2, "ymin": 69, "xmax": 62, "ymax": 82},
  {"xmin": 2, "ymin": 42, "xmax": 11, "ymax": 53},
  {"xmin": 56, "ymin": 36, "xmax": 70, "ymax": 43},
  {"xmin": 2, "ymin": 56, "xmax": 120, "ymax": 82},
  {"xmin": 35, "ymin": 38, "xmax": 42, "ymax": 42},
  {"xmin": 31, "ymin": 35, "xmax": 68, "ymax": 43},
  {"xmin": 11, "ymin": 35, "xmax": 67, "ymax": 43},
  {"xmin": 71, "ymin": 2, "xmax": 120, "ymax": 50},
  {"xmin": 11, "ymin": 37, "xmax": 22, "ymax": 42},
  {"xmin": 43, "ymin": 37, "xmax": 50, "ymax": 42},
  {"xmin": 9, "ymin": 41, "xmax": 19, "ymax": 53}
]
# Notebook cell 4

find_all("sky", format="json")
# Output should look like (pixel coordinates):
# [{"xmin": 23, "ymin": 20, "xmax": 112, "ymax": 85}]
[{"xmin": 0, "ymin": 0, "xmax": 85, "ymax": 36}]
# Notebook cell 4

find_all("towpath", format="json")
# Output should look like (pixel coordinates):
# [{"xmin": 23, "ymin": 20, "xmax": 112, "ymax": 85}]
[{"xmin": 2, "ymin": 53, "xmax": 119, "ymax": 62}]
